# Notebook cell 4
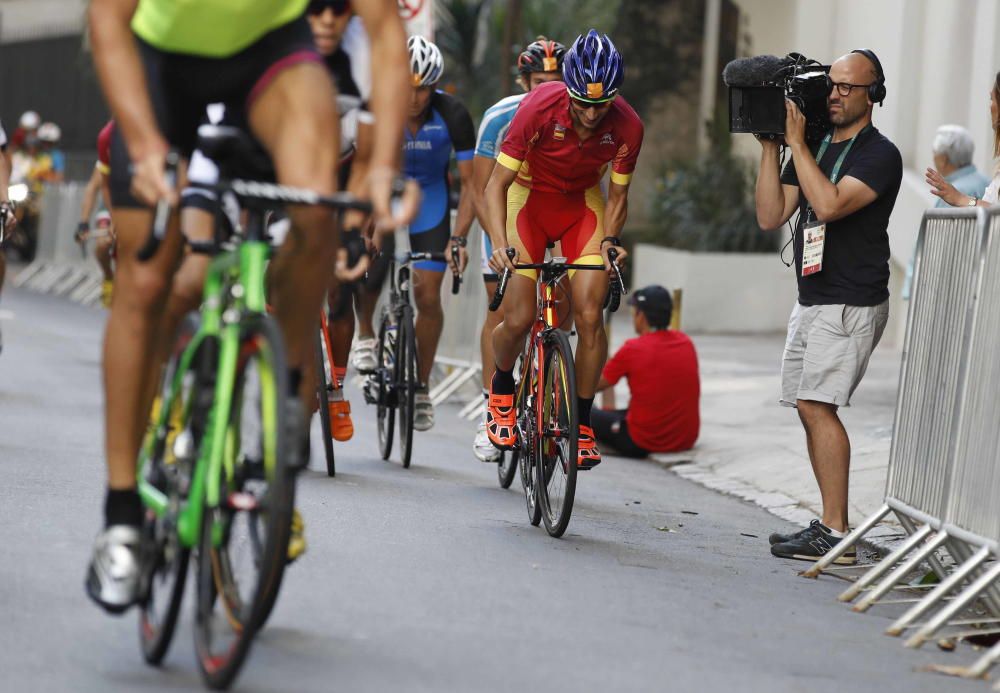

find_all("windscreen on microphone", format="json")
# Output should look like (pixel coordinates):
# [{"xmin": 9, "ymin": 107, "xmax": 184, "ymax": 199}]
[{"xmin": 722, "ymin": 55, "xmax": 788, "ymax": 86}]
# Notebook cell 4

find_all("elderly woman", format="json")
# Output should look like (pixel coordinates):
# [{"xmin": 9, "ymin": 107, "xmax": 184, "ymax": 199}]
[
  {"xmin": 927, "ymin": 72, "xmax": 1000, "ymax": 206},
  {"xmin": 927, "ymin": 125, "xmax": 989, "ymax": 208}
]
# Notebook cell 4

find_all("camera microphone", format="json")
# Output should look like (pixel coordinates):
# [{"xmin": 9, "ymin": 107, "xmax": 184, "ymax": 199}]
[{"xmin": 722, "ymin": 55, "xmax": 789, "ymax": 87}]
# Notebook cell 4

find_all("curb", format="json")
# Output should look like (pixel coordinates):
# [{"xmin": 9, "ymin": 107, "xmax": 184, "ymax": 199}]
[{"xmin": 647, "ymin": 453, "xmax": 906, "ymax": 560}]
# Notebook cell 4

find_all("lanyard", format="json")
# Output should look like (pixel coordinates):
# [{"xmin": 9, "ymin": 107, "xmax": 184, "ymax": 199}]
[
  {"xmin": 814, "ymin": 125, "xmax": 871, "ymax": 184},
  {"xmin": 805, "ymin": 125, "xmax": 871, "ymax": 223}
]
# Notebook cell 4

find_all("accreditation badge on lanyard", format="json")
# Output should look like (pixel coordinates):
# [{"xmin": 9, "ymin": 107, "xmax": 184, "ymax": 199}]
[{"xmin": 801, "ymin": 126, "xmax": 869, "ymax": 277}]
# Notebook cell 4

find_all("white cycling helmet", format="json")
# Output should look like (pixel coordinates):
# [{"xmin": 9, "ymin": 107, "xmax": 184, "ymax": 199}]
[
  {"xmin": 38, "ymin": 122, "xmax": 61, "ymax": 143},
  {"xmin": 407, "ymin": 35, "xmax": 443, "ymax": 87},
  {"xmin": 19, "ymin": 110, "xmax": 40, "ymax": 130}
]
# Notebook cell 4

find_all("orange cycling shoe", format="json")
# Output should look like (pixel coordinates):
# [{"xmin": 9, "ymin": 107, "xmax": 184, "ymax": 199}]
[
  {"xmin": 328, "ymin": 399, "xmax": 354, "ymax": 441},
  {"xmin": 486, "ymin": 391, "xmax": 518, "ymax": 450},
  {"xmin": 577, "ymin": 425, "xmax": 602, "ymax": 469}
]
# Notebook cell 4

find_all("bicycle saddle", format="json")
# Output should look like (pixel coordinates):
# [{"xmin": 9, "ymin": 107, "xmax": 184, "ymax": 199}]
[{"xmin": 196, "ymin": 124, "xmax": 276, "ymax": 182}]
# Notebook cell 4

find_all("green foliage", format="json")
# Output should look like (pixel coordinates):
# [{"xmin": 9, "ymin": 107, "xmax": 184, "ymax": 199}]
[
  {"xmin": 612, "ymin": 0, "xmax": 705, "ymax": 116},
  {"xmin": 520, "ymin": 0, "xmax": 623, "ymax": 45},
  {"xmin": 649, "ymin": 121, "xmax": 779, "ymax": 253},
  {"xmin": 434, "ymin": 0, "xmax": 624, "ymax": 117}
]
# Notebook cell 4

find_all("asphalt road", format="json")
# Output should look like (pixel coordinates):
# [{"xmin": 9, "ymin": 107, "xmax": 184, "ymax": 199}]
[{"xmin": 0, "ymin": 288, "xmax": 984, "ymax": 692}]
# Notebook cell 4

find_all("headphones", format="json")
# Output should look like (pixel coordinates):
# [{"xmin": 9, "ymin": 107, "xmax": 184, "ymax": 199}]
[{"xmin": 850, "ymin": 48, "xmax": 886, "ymax": 106}]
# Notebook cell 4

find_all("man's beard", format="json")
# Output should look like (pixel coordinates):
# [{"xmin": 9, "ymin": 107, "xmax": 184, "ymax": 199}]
[{"xmin": 829, "ymin": 103, "xmax": 863, "ymax": 128}]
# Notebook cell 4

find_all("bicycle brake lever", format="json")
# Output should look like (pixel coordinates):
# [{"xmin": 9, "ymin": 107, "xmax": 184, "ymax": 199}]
[
  {"xmin": 136, "ymin": 151, "xmax": 180, "ymax": 262},
  {"xmin": 450, "ymin": 244, "xmax": 462, "ymax": 295},
  {"xmin": 489, "ymin": 248, "xmax": 517, "ymax": 312}
]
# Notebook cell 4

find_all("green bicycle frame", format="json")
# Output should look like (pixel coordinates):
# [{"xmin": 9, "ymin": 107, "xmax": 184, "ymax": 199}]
[{"xmin": 136, "ymin": 239, "xmax": 272, "ymax": 549}]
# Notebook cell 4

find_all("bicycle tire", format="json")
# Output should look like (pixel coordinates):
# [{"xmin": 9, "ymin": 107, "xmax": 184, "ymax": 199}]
[
  {"xmin": 194, "ymin": 314, "xmax": 294, "ymax": 690},
  {"xmin": 376, "ymin": 311, "xmax": 396, "ymax": 461},
  {"xmin": 535, "ymin": 329, "xmax": 578, "ymax": 538},
  {"xmin": 517, "ymin": 378, "xmax": 542, "ymax": 526},
  {"xmin": 397, "ymin": 307, "xmax": 416, "ymax": 469},
  {"xmin": 315, "ymin": 329, "xmax": 336, "ymax": 477},
  {"xmin": 138, "ymin": 315, "xmax": 202, "ymax": 666},
  {"xmin": 497, "ymin": 449, "xmax": 518, "ymax": 489}
]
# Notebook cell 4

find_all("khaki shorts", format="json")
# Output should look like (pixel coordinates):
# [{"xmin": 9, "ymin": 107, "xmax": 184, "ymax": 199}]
[{"xmin": 780, "ymin": 301, "xmax": 889, "ymax": 408}]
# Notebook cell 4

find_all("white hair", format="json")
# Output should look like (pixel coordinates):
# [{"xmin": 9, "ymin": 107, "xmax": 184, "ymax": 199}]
[{"xmin": 932, "ymin": 124, "xmax": 975, "ymax": 167}]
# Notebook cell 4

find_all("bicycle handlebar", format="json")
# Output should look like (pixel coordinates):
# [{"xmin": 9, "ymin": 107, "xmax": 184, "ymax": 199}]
[
  {"xmin": 450, "ymin": 244, "xmax": 462, "ymax": 295},
  {"xmin": 391, "ymin": 250, "xmax": 464, "ymax": 295},
  {"xmin": 488, "ymin": 248, "xmax": 517, "ymax": 312},
  {"xmin": 604, "ymin": 247, "xmax": 625, "ymax": 312},
  {"xmin": 489, "ymin": 247, "xmax": 627, "ymax": 313},
  {"xmin": 137, "ymin": 152, "xmax": 378, "ymax": 263},
  {"xmin": 224, "ymin": 179, "xmax": 373, "ymax": 213},
  {"xmin": 0, "ymin": 201, "xmax": 14, "ymax": 245}
]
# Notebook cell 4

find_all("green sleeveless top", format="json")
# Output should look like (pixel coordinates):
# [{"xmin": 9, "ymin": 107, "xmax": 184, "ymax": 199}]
[{"xmin": 132, "ymin": 0, "xmax": 308, "ymax": 58}]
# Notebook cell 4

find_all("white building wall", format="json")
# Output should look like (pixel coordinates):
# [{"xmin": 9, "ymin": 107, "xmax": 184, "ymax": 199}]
[{"xmin": 0, "ymin": 0, "xmax": 87, "ymax": 43}]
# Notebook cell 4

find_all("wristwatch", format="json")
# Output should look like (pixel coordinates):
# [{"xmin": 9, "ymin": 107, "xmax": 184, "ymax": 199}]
[
  {"xmin": 968, "ymin": 195, "xmax": 979, "ymax": 207},
  {"xmin": 449, "ymin": 235, "xmax": 467, "ymax": 247}
]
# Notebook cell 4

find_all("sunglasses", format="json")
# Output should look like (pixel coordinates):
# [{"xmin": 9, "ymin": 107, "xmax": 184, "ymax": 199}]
[
  {"xmin": 307, "ymin": 0, "xmax": 351, "ymax": 16},
  {"xmin": 569, "ymin": 95, "xmax": 615, "ymax": 109}
]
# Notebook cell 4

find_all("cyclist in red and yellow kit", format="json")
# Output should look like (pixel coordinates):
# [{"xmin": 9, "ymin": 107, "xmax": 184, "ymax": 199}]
[{"xmin": 483, "ymin": 30, "xmax": 643, "ymax": 469}]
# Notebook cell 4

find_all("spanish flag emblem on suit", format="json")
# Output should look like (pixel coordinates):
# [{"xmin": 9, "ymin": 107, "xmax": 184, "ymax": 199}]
[{"xmin": 554, "ymin": 124, "xmax": 566, "ymax": 141}]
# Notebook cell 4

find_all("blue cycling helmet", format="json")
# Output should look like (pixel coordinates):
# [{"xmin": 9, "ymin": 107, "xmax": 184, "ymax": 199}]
[{"xmin": 562, "ymin": 30, "xmax": 624, "ymax": 103}]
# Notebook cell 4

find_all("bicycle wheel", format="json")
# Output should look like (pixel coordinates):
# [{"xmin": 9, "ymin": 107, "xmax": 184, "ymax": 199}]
[
  {"xmin": 517, "ymin": 386, "xmax": 542, "ymax": 526},
  {"xmin": 194, "ymin": 314, "xmax": 293, "ymax": 690},
  {"xmin": 315, "ymin": 329, "xmax": 336, "ymax": 477},
  {"xmin": 535, "ymin": 330, "xmax": 578, "ymax": 538},
  {"xmin": 375, "ymin": 311, "xmax": 396, "ymax": 460},
  {"xmin": 497, "ymin": 449, "xmax": 518, "ymax": 489},
  {"xmin": 396, "ymin": 307, "xmax": 417, "ymax": 468},
  {"xmin": 138, "ymin": 316, "xmax": 204, "ymax": 665}
]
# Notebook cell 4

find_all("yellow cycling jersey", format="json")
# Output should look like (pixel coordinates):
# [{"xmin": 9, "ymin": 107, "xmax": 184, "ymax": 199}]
[{"xmin": 131, "ymin": 0, "xmax": 308, "ymax": 58}]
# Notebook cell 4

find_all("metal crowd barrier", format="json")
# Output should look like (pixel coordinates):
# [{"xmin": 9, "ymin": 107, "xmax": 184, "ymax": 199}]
[
  {"xmin": 802, "ymin": 207, "xmax": 1000, "ymax": 685},
  {"xmin": 13, "ymin": 182, "xmax": 106, "ymax": 306}
]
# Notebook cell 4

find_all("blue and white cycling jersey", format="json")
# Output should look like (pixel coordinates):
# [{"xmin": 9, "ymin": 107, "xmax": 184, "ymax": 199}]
[
  {"xmin": 404, "ymin": 91, "xmax": 475, "ymax": 230},
  {"xmin": 403, "ymin": 90, "xmax": 475, "ymax": 270},
  {"xmin": 475, "ymin": 93, "xmax": 525, "ymax": 160},
  {"xmin": 474, "ymin": 93, "xmax": 526, "ymax": 275}
]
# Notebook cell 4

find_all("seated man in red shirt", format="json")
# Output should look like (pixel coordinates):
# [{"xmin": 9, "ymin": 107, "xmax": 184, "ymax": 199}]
[{"xmin": 595, "ymin": 285, "xmax": 700, "ymax": 456}]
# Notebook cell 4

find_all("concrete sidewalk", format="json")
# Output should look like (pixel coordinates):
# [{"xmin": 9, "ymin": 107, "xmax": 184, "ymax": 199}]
[{"xmin": 605, "ymin": 314, "xmax": 905, "ymax": 548}]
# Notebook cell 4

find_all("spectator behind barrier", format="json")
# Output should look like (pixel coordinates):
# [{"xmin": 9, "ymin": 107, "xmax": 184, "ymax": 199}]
[
  {"xmin": 904, "ymin": 125, "xmax": 989, "ymax": 299},
  {"xmin": 754, "ymin": 50, "xmax": 903, "ymax": 564},
  {"xmin": 34, "ymin": 122, "xmax": 65, "ymax": 184},
  {"xmin": 927, "ymin": 71, "xmax": 1000, "ymax": 208},
  {"xmin": 593, "ymin": 285, "xmax": 700, "ymax": 458},
  {"xmin": 10, "ymin": 110, "xmax": 39, "ymax": 151}
]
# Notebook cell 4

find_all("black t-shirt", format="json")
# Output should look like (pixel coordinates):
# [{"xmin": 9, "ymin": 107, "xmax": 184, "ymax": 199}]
[{"xmin": 780, "ymin": 127, "xmax": 902, "ymax": 306}]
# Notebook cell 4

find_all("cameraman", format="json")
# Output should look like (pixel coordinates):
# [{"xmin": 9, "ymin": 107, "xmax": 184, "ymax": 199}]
[{"xmin": 754, "ymin": 50, "xmax": 902, "ymax": 564}]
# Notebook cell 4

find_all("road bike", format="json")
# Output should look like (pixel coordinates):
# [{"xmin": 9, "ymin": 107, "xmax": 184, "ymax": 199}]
[
  {"xmin": 135, "ymin": 126, "xmax": 370, "ymax": 689},
  {"xmin": 364, "ymin": 247, "xmax": 461, "ymax": 468},
  {"xmin": 489, "ymin": 248, "xmax": 624, "ymax": 537}
]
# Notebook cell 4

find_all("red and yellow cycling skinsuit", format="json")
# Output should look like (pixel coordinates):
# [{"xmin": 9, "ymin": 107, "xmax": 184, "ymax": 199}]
[{"xmin": 496, "ymin": 80, "xmax": 643, "ymax": 278}]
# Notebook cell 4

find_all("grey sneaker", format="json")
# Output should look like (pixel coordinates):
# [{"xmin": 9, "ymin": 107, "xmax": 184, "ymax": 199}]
[
  {"xmin": 770, "ymin": 520, "xmax": 856, "ymax": 565},
  {"xmin": 351, "ymin": 337, "xmax": 377, "ymax": 374},
  {"xmin": 413, "ymin": 392, "xmax": 434, "ymax": 431},
  {"xmin": 769, "ymin": 524, "xmax": 812, "ymax": 545},
  {"xmin": 85, "ymin": 525, "xmax": 142, "ymax": 614}
]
